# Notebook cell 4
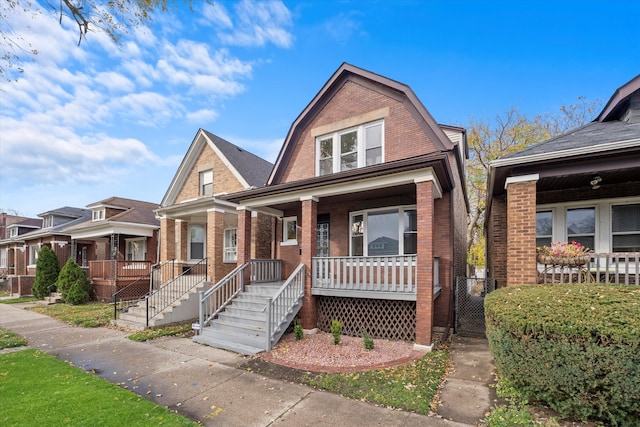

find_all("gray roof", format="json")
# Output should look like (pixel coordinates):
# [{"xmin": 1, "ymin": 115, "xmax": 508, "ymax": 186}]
[
  {"xmin": 501, "ymin": 120, "xmax": 640, "ymax": 159},
  {"xmin": 38, "ymin": 206, "xmax": 90, "ymax": 219},
  {"xmin": 18, "ymin": 207, "xmax": 91, "ymax": 239},
  {"xmin": 202, "ymin": 130, "xmax": 273, "ymax": 188}
]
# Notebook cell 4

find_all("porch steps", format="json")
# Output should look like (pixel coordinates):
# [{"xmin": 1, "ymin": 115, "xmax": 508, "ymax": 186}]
[
  {"xmin": 193, "ymin": 282, "xmax": 285, "ymax": 355},
  {"xmin": 114, "ymin": 275, "xmax": 208, "ymax": 330},
  {"xmin": 39, "ymin": 292, "xmax": 62, "ymax": 305}
]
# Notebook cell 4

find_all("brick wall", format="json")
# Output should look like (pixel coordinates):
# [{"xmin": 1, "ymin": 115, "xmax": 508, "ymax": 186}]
[
  {"xmin": 486, "ymin": 194, "xmax": 507, "ymax": 288},
  {"xmin": 252, "ymin": 213, "xmax": 274, "ymax": 260},
  {"xmin": 415, "ymin": 180, "xmax": 434, "ymax": 346},
  {"xmin": 276, "ymin": 80, "xmax": 438, "ymax": 184},
  {"xmin": 159, "ymin": 218, "xmax": 176, "ymax": 263},
  {"xmin": 175, "ymin": 142, "xmax": 245, "ymax": 203},
  {"xmin": 506, "ymin": 180, "xmax": 538, "ymax": 286}
]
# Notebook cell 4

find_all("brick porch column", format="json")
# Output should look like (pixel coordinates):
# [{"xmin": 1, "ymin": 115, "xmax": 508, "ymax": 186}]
[
  {"xmin": 237, "ymin": 207, "xmax": 252, "ymax": 286},
  {"xmin": 415, "ymin": 180, "xmax": 434, "ymax": 349},
  {"xmin": 207, "ymin": 209, "xmax": 225, "ymax": 282},
  {"xmin": 299, "ymin": 196, "xmax": 318, "ymax": 331},
  {"xmin": 505, "ymin": 174, "xmax": 539, "ymax": 286},
  {"xmin": 159, "ymin": 218, "xmax": 175, "ymax": 264}
]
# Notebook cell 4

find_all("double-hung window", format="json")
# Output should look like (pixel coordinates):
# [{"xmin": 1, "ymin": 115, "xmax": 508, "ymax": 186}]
[
  {"xmin": 566, "ymin": 207, "xmax": 595, "ymax": 249},
  {"xmin": 200, "ymin": 170, "xmax": 213, "ymax": 196},
  {"xmin": 282, "ymin": 217, "xmax": 297, "ymax": 245},
  {"xmin": 189, "ymin": 225, "xmax": 205, "ymax": 259},
  {"xmin": 224, "ymin": 228, "xmax": 237, "ymax": 262},
  {"xmin": 612, "ymin": 203, "xmax": 640, "ymax": 252},
  {"xmin": 316, "ymin": 120, "xmax": 383, "ymax": 176},
  {"xmin": 536, "ymin": 211, "xmax": 553, "ymax": 248},
  {"xmin": 29, "ymin": 245, "xmax": 39, "ymax": 266},
  {"xmin": 0, "ymin": 248, "xmax": 7, "ymax": 268},
  {"xmin": 350, "ymin": 206, "xmax": 417, "ymax": 256}
]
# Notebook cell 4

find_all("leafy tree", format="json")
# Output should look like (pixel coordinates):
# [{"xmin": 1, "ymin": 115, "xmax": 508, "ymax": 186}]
[
  {"xmin": 466, "ymin": 99, "xmax": 601, "ymax": 272},
  {"xmin": 57, "ymin": 258, "xmax": 91, "ymax": 305},
  {"xmin": 1, "ymin": 0, "xmax": 194, "ymax": 77},
  {"xmin": 32, "ymin": 245, "xmax": 60, "ymax": 298}
]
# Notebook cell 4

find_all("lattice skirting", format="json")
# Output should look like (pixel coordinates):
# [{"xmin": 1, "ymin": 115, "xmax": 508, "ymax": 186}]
[{"xmin": 317, "ymin": 297, "xmax": 416, "ymax": 341}]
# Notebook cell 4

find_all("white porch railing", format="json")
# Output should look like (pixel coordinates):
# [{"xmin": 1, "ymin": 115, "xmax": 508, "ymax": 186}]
[
  {"xmin": 312, "ymin": 255, "xmax": 418, "ymax": 300},
  {"xmin": 199, "ymin": 263, "xmax": 249, "ymax": 331},
  {"xmin": 266, "ymin": 264, "xmax": 305, "ymax": 351},
  {"xmin": 538, "ymin": 252, "xmax": 640, "ymax": 285},
  {"xmin": 251, "ymin": 259, "xmax": 282, "ymax": 283}
]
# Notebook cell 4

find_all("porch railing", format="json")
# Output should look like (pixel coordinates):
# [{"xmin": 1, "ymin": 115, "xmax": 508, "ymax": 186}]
[
  {"xmin": 538, "ymin": 252, "xmax": 640, "ymax": 285},
  {"xmin": 266, "ymin": 264, "xmax": 305, "ymax": 352},
  {"xmin": 147, "ymin": 258, "xmax": 207, "ymax": 326},
  {"xmin": 89, "ymin": 260, "xmax": 152, "ymax": 280},
  {"xmin": 312, "ymin": 255, "xmax": 417, "ymax": 299},
  {"xmin": 198, "ymin": 263, "xmax": 250, "ymax": 332},
  {"xmin": 251, "ymin": 259, "xmax": 282, "ymax": 282}
]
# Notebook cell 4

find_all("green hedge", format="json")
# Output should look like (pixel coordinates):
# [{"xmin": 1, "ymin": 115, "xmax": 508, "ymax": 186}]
[{"xmin": 485, "ymin": 284, "xmax": 640, "ymax": 426}]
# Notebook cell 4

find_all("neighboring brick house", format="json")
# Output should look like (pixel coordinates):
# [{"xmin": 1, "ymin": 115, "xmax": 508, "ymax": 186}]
[
  {"xmin": 155, "ymin": 128, "xmax": 274, "ymax": 287},
  {"xmin": 65, "ymin": 197, "xmax": 160, "ymax": 301},
  {"xmin": 0, "ymin": 207, "xmax": 90, "ymax": 295},
  {"xmin": 226, "ymin": 63, "xmax": 469, "ymax": 350},
  {"xmin": 486, "ymin": 74, "xmax": 640, "ymax": 287},
  {"xmin": 0, "ymin": 216, "xmax": 42, "ymax": 278}
]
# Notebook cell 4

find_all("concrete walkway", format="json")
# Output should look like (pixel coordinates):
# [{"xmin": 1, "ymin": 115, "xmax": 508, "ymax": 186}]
[{"xmin": 0, "ymin": 302, "xmax": 494, "ymax": 426}]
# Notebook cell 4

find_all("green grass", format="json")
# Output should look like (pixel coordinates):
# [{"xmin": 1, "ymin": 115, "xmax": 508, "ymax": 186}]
[
  {"xmin": 27, "ymin": 302, "xmax": 113, "ymax": 327},
  {"xmin": 0, "ymin": 327, "xmax": 27, "ymax": 349},
  {"xmin": 0, "ymin": 296, "xmax": 38, "ymax": 304},
  {"xmin": 127, "ymin": 324, "xmax": 193, "ymax": 342},
  {"xmin": 306, "ymin": 349, "xmax": 449, "ymax": 414},
  {"xmin": 0, "ymin": 349, "xmax": 199, "ymax": 426}
]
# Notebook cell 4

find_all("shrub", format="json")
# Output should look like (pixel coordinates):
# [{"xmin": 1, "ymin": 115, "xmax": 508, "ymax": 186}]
[
  {"xmin": 485, "ymin": 284, "xmax": 640, "ymax": 426},
  {"xmin": 293, "ymin": 320, "xmax": 304, "ymax": 341},
  {"xmin": 32, "ymin": 246, "xmax": 60, "ymax": 299},
  {"xmin": 57, "ymin": 258, "xmax": 91, "ymax": 305},
  {"xmin": 330, "ymin": 319, "xmax": 343, "ymax": 345},
  {"xmin": 362, "ymin": 329, "xmax": 374, "ymax": 350}
]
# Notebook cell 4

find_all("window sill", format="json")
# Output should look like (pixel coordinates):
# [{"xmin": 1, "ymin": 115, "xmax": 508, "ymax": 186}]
[{"xmin": 280, "ymin": 240, "xmax": 298, "ymax": 247}]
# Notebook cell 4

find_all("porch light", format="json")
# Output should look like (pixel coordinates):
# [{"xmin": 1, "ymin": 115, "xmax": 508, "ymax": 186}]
[{"xmin": 590, "ymin": 175, "xmax": 602, "ymax": 189}]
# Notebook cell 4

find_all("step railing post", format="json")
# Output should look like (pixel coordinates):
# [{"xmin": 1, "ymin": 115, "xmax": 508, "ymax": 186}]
[
  {"xmin": 266, "ymin": 298, "xmax": 273, "ymax": 352},
  {"xmin": 198, "ymin": 290, "xmax": 204, "ymax": 335}
]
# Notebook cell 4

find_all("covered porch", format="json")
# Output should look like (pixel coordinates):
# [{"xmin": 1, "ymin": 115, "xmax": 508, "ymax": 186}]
[{"xmin": 228, "ymin": 162, "xmax": 455, "ymax": 348}]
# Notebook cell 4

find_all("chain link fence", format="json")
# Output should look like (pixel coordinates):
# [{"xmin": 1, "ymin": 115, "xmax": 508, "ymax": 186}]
[{"xmin": 454, "ymin": 277, "xmax": 496, "ymax": 336}]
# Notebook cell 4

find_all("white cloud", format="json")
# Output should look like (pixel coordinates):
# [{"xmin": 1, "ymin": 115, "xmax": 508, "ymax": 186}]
[
  {"xmin": 186, "ymin": 109, "xmax": 219, "ymax": 123},
  {"xmin": 201, "ymin": 3, "xmax": 233, "ymax": 28}
]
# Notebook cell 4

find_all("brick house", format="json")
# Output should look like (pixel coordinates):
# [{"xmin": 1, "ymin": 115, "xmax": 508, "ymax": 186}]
[
  {"xmin": 65, "ymin": 197, "xmax": 160, "ymax": 301},
  {"xmin": 0, "ymin": 207, "xmax": 89, "ymax": 295},
  {"xmin": 110, "ymin": 129, "xmax": 275, "ymax": 329},
  {"xmin": 208, "ymin": 63, "xmax": 469, "ymax": 352},
  {"xmin": 486, "ymin": 74, "xmax": 640, "ymax": 287}
]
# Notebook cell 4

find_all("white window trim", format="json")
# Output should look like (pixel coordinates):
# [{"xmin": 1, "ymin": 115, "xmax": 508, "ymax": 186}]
[
  {"xmin": 0, "ymin": 248, "xmax": 7, "ymax": 268},
  {"xmin": 28, "ymin": 244, "xmax": 40, "ymax": 267},
  {"xmin": 188, "ymin": 224, "xmax": 206, "ymax": 260},
  {"xmin": 9, "ymin": 228, "xmax": 17, "ymax": 238},
  {"xmin": 92, "ymin": 209, "xmax": 105, "ymax": 221},
  {"xmin": 223, "ymin": 228, "xmax": 237, "ymax": 263},
  {"xmin": 315, "ymin": 120, "xmax": 384, "ymax": 176},
  {"xmin": 349, "ymin": 205, "xmax": 417, "ymax": 257},
  {"xmin": 200, "ymin": 170, "xmax": 213, "ymax": 196},
  {"xmin": 125, "ymin": 237, "xmax": 147, "ymax": 261},
  {"xmin": 282, "ymin": 216, "xmax": 298, "ymax": 246},
  {"xmin": 537, "ymin": 196, "xmax": 640, "ymax": 253}
]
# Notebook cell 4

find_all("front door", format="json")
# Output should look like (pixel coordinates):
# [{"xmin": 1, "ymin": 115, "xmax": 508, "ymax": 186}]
[{"xmin": 316, "ymin": 218, "xmax": 329, "ymax": 257}]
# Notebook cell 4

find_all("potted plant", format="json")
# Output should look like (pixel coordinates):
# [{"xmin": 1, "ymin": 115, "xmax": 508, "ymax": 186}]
[{"xmin": 537, "ymin": 241, "xmax": 592, "ymax": 266}]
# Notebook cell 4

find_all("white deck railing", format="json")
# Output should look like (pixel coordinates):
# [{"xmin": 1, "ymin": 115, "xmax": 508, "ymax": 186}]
[
  {"xmin": 251, "ymin": 259, "xmax": 282, "ymax": 283},
  {"xmin": 312, "ymin": 255, "xmax": 418, "ymax": 300},
  {"xmin": 538, "ymin": 252, "xmax": 640, "ymax": 285}
]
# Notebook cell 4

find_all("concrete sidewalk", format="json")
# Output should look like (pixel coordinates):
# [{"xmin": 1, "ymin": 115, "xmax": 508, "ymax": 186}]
[{"xmin": 1, "ymin": 303, "xmax": 492, "ymax": 426}]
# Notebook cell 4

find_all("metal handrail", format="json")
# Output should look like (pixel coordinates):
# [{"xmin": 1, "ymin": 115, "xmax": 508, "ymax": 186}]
[
  {"xmin": 147, "ymin": 258, "xmax": 207, "ymax": 327},
  {"xmin": 198, "ymin": 263, "xmax": 249, "ymax": 332},
  {"xmin": 266, "ymin": 264, "xmax": 305, "ymax": 351}
]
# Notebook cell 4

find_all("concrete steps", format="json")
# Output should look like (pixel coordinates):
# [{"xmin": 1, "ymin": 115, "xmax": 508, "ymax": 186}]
[
  {"xmin": 39, "ymin": 292, "xmax": 62, "ymax": 305},
  {"xmin": 194, "ymin": 282, "xmax": 293, "ymax": 356}
]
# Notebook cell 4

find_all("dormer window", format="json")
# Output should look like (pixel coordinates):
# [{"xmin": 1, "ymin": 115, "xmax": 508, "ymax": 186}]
[
  {"xmin": 92, "ymin": 209, "xmax": 105, "ymax": 221},
  {"xmin": 200, "ymin": 170, "xmax": 213, "ymax": 196},
  {"xmin": 42, "ymin": 216, "xmax": 53, "ymax": 228},
  {"xmin": 316, "ymin": 120, "xmax": 383, "ymax": 176},
  {"xmin": 9, "ymin": 228, "xmax": 17, "ymax": 238}
]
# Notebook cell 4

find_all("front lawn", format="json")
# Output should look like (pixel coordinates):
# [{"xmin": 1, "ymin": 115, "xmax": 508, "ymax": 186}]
[
  {"xmin": 0, "ymin": 327, "xmax": 27, "ymax": 349},
  {"xmin": 0, "ymin": 348, "xmax": 199, "ymax": 426},
  {"xmin": 27, "ymin": 302, "xmax": 113, "ymax": 327}
]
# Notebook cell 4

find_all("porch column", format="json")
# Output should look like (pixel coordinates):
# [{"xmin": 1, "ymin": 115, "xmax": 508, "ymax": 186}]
[
  {"xmin": 237, "ymin": 208, "xmax": 252, "ymax": 266},
  {"xmin": 506, "ymin": 175, "xmax": 539, "ymax": 286},
  {"xmin": 299, "ymin": 196, "xmax": 318, "ymax": 331},
  {"xmin": 159, "ymin": 218, "xmax": 175, "ymax": 263},
  {"xmin": 176, "ymin": 220, "xmax": 189, "ymax": 277},
  {"xmin": 416, "ymin": 180, "xmax": 434, "ymax": 349},
  {"xmin": 207, "ymin": 209, "xmax": 225, "ymax": 282}
]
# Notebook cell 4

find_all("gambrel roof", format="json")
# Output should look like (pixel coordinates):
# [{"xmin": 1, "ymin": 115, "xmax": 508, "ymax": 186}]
[
  {"xmin": 267, "ymin": 62, "xmax": 456, "ymax": 185},
  {"xmin": 161, "ymin": 129, "xmax": 273, "ymax": 207}
]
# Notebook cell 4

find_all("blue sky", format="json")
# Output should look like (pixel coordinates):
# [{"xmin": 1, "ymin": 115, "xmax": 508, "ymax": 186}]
[{"xmin": 1, "ymin": 0, "xmax": 639, "ymax": 218}]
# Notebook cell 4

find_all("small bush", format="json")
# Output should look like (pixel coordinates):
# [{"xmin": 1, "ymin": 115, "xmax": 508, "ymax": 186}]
[
  {"xmin": 330, "ymin": 319, "xmax": 343, "ymax": 345},
  {"xmin": 32, "ymin": 246, "xmax": 60, "ymax": 299},
  {"xmin": 57, "ymin": 258, "xmax": 91, "ymax": 305},
  {"xmin": 362, "ymin": 329, "xmax": 374, "ymax": 350},
  {"xmin": 485, "ymin": 284, "xmax": 640, "ymax": 425},
  {"xmin": 293, "ymin": 320, "xmax": 304, "ymax": 341}
]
